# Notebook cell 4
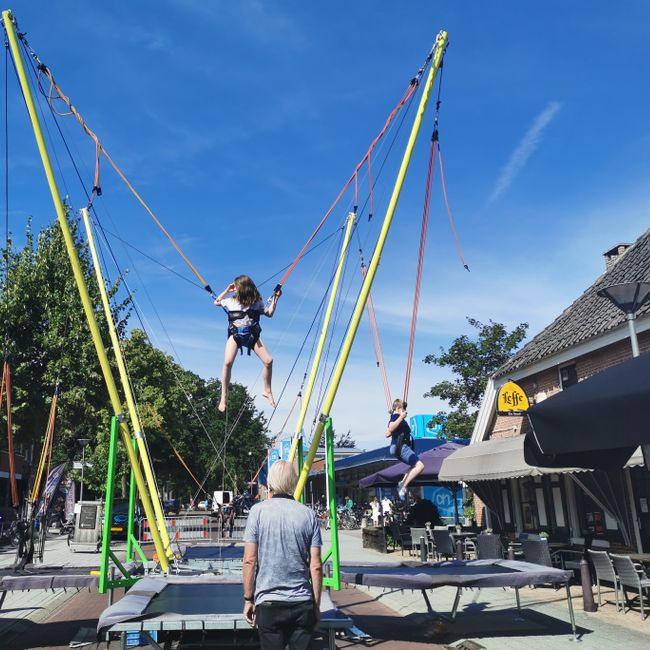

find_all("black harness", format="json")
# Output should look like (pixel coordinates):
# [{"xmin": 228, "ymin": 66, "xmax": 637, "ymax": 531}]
[
  {"xmin": 394, "ymin": 429, "xmax": 414, "ymax": 460},
  {"xmin": 225, "ymin": 308, "xmax": 262, "ymax": 355}
]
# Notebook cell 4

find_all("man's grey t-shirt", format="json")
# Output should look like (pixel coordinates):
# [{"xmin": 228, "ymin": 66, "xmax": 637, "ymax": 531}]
[{"xmin": 244, "ymin": 496, "xmax": 321, "ymax": 605}]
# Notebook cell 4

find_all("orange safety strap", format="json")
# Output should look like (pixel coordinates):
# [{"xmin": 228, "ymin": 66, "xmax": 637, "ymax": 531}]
[
  {"xmin": 360, "ymin": 261, "xmax": 392, "ymax": 411},
  {"xmin": 161, "ymin": 430, "xmax": 206, "ymax": 493},
  {"xmin": 1, "ymin": 360, "xmax": 19, "ymax": 507},
  {"xmin": 34, "ymin": 64, "xmax": 216, "ymax": 298}
]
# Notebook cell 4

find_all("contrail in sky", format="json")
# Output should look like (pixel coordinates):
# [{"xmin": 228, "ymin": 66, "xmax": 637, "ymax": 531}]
[{"xmin": 489, "ymin": 101, "xmax": 561, "ymax": 202}]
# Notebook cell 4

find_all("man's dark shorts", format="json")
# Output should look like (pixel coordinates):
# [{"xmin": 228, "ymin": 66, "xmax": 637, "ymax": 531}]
[{"xmin": 256, "ymin": 599, "xmax": 316, "ymax": 650}]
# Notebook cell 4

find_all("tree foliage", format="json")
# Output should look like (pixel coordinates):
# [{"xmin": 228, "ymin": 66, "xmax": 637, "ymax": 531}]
[
  {"xmin": 1, "ymin": 217, "xmax": 269, "ymax": 501},
  {"xmin": 424, "ymin": 318, "xmax": 528, "ymax": 438},
  {"xmin": 334, "ymin": 430, "xmax": 356, "ymax": 448}
]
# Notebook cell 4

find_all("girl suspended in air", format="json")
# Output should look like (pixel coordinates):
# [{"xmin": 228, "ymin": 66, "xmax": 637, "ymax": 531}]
[
  {"xmin": 384, "ymin": 399, "xmax": 424, "ymax": 500},
  {"xmin": 215, "ymin": 275, "xmax": 281, "ymax": 412}
]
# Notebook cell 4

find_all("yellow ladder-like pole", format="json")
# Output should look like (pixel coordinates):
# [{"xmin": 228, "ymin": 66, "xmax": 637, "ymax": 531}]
[
  {"xmin": 2, "ymin": 10, "xmax": 170, "ymax": 571},
  {"xmin": 294, "ymin": 31, "xmax": 448, "ymax": 499},
  {"xmin": 81, "ymin": 208, "xmax": 173, "ymax": 557},
  {"xmin": 288, "ymin": 211, "xmax": 356, "ymax": 463}
]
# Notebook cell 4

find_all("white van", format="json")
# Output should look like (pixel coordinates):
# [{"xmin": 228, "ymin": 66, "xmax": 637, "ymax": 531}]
[{"xmin": 212, "ymin": 490, "xmax": 234, "ymax": 512}]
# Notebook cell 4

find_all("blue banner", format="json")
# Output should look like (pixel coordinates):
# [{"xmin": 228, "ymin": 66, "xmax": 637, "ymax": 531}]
[{"xmin": 281, "ymin": 439, "xmax": 291, "ymax": 460}]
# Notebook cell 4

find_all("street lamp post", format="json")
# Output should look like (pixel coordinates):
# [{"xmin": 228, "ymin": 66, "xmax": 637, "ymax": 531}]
[
  {"xmin": 598, "ymin": 280, "xmax": 650, "ymax": 553},
  {"xmin": 77, "ymin": 438, "xmax": 91, "ymax": 502},
  {"xmin": 597, "ymin": 281, "xmax": 650, "ymax": 358}
]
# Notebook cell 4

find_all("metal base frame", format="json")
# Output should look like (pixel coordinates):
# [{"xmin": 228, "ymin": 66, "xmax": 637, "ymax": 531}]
[{"xmin": 419, "ymin": 583, "xmax": 579, "ymax": 642}]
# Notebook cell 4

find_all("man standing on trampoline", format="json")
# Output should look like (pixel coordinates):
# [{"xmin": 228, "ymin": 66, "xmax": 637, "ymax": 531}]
[{"xmin": 243, "ymin": 460, "xmax": 323, "ymax": 649}]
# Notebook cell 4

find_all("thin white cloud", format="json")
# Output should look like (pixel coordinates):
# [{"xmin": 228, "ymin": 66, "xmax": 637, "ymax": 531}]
[{"xmin": 489, "ymin": 101, "xmax": 561, "ymax": 202}]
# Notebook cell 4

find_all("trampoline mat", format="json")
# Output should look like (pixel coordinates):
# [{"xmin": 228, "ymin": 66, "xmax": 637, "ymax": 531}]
[
  {"xmin": 147, "ymin": 583, "xmax": 244, "ymax": 616},
  {"xmin": 340, "ymin": 559, "xmax": 572, "ymax": 590},
  {"xmin": 181, "ymin": 544, "xmax": 244, "ymax": 561},
  {"xmin": 97, "ymin": 575, "xmax": 345, "ymax": 635}
]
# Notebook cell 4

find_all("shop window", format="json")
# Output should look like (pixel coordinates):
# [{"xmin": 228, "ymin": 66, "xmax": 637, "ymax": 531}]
[
  {"xmin": 552, "ymin": 487, "xmax": 566, "ymax": 528},
  {"xmin": 519, "ymin": 477, "xmax": 540, "ymax": 531},
  {"xmin": 560, "ymin": 364, "xmax": 578, "ymax": 389}
]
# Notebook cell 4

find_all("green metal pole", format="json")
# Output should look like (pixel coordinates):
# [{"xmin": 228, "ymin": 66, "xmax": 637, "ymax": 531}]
[
  {"xmin": 99, "ymin": 416, "xmax": 120, "ymax": 594},
  {"xmin": 126, "ymin": 439, "xmax": 137, "ymax": 562},
  {"xmin": 322, "ymin": 417, "xmax": 340, "ymax": 589}
]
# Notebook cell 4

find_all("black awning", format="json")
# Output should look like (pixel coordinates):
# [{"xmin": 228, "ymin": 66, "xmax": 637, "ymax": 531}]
[{"xmin": 524, "ymin": 352, "xmax": 650, "ymax": 470}]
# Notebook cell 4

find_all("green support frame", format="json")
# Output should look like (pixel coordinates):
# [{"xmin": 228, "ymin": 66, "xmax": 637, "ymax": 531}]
[
  {"xmin": 99, "ymin": 416, "xmax": 147, "ymax": 594},
  {"xmin": 321, "ymin": 417, "xmax": 340, "ymax": 589}
]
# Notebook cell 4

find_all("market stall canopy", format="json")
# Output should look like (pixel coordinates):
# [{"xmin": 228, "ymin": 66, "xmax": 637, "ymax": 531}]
[
  {"xmin": 438, "ymin": 434, "xmax": 643, "ymax": 483},
  {"xmin": 358, "ymin": 442, "xmax": 465, "ymax": 487},
  {"xmin": 524, "ymin": 352, "xmax": 650, "ymax": 470}
]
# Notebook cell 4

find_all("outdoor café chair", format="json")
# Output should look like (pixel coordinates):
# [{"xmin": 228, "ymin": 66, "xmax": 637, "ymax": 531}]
[
  {"xmin": 610, "ymin": 554, "xmax": 650, "ymax": 619},
  {"xmin": 410, "ymin": 527, "xmax": 433, "ymax": 560},
  {"xmin": 522, "ymin": 539, "xmax": 556, "ymax": 568},
  {"xmin": 587, "ymin": 550, "xmax": 620, "ymax": 611},
  {"xmin": 432, "ymin": 529, "xmax": 457, "ymax": 560},
  {"xmin": 389, "ymin": 522, "xmax": 413, "ymax": 556},
  {"xmin": 476, "ymin": 533, "xmax": 505, "ymax": 560},
  {"xmin": 522, "ymin": 539, "xmax": 565, "ymax": 589}
]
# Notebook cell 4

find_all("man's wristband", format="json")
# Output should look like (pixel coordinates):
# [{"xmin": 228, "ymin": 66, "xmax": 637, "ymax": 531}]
[{"xmin": 244, "ymin": 596, "xmax": 254, "ymax": 603}]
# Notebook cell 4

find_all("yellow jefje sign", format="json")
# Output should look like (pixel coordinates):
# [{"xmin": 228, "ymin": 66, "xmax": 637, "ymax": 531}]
[{"xmin": 496, "ymin": 381, "xmax": 530, "ymax": 415}]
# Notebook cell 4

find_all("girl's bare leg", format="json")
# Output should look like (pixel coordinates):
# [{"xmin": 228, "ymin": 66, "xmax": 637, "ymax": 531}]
[
  {"xmin": 402, "ymin": 460, "xmax": 425, "ymax": 489},
  {"xmin": 254, "ymin": 338, "xmax": 275, "ymax": 407},
  {"xmin": 219, "ymin": 337, "xmax": 239, "ymax": 412}
]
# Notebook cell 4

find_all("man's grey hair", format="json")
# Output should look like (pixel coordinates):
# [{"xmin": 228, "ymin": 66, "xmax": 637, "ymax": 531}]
[{"xmin": 267, "ymin": 460, "xmax": 298, "ymax": 495}]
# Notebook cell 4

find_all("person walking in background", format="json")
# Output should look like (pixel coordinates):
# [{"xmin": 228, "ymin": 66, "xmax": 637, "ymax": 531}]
[
  {"xmin": 370, "ymin": 497, "xmax": 381, "ymax": 526},
  {"xmin": 381, "ymin": 495, "xmax": 393, "ymax": 523},
  {"xmin": 243, "ymin": 460, "xmax": 322, "ymax": 649}
]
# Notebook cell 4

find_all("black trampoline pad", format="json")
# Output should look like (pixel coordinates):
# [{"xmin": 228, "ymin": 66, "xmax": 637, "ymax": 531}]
[
  {"xmin": 182, "ymin": 545, "xmax": 244, "ymax": 560},
  {"xmin": 146, "ymin": 583, "xmax": 244, "ymax": 616},
  {"xmin": 340, "ymin": 559, "xmax": 572, "ymax": 590}
]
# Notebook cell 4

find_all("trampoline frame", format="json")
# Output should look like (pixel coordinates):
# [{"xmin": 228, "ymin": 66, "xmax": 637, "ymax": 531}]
[
  {"xmin": 99, "ymin": 576, "xmax": 353, "ymax": 650},
  {"xmin": 340, "ymin": 559, "xmax": 580, "ymax": 642}
]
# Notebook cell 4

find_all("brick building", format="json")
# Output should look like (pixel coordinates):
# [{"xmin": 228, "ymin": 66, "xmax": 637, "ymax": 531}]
[{"xmin": 440, "ymin": 231, "xmax": 650, "ymax": 552}]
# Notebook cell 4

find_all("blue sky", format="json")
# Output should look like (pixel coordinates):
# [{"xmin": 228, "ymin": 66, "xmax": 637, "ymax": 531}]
[{"xmin": 5, "ymin": 2, "xmax": 650, "ymax": 451}]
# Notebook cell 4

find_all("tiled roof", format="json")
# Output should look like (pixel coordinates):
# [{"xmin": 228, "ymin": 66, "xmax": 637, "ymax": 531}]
[{"xmin": 495, "ymin": 228, "xmax": 650, "ymax": 377}]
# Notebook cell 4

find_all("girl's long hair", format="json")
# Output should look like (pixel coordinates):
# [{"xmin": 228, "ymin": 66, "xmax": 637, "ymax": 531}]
[{"xmin": 233, "ymin": 275, "xmax": 262, "ymax": 308}]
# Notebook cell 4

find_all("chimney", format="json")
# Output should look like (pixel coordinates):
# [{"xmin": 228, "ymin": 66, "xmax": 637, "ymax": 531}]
[{"xmin": 603, "ymin": 243, "xmax": 631, "ymax": 270}]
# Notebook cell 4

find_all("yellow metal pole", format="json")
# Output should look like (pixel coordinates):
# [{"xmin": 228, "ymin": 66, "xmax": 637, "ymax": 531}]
[
  {"xmin": 2, "ymin": 10, "xmax": 170, "ymax": 571},
  {"xmin": 288, "ymin": 211, "xmax": 356, "ymax": 463},
  {"xmin": 294, "ymin": 31, "xmax": 448, "ymax": 499},
  {"xmin": 81, "ymin": 208, "xmax": 173, "ymax": 557}
]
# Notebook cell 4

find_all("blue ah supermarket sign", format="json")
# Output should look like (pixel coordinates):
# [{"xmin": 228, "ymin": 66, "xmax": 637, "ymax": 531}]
[
  {"xmin": 422, "ymin": 486, "xmax": 463, "ymax": 520},
  {"xmin": 268, "ymin": 448, "xmax": 281, "ymax": 470},
  {"xmin": 409, "ymin": 414, "xmax": 445, "ymax": 438}
]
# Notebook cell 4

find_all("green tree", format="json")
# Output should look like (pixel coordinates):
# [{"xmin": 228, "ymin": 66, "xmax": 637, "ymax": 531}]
[
  {"xmin": 424, "ymin": 318, "xmax": 528, "ymax": 438},
  {"xmin": 1, "ymin": 216, "xmax": 127, "ymax": 489},
  {"xmin": 335, "ymin": 430, "xmax": 356, "ymax": 448},
  {"xmin": 1, "ymin": 218, "xmax": 270, "ymax": 500}
]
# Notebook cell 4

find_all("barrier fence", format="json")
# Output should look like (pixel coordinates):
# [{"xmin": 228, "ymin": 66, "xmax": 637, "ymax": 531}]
[
  {"xmin": 214, "ymin": 515, "xmax": 247, "ymax": 542},
  {"xmin": 140, "ymin": 516, "xmax": 212, "ymax": 543}
]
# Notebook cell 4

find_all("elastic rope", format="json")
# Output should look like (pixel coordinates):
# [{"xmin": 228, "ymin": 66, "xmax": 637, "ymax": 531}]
[
  {"xmin": 277, "ymin": 79, "xmax": 420, "ymax": 289},
  {"xmin": 2, "ymin": 361, "xmax": 18, "ymax": 506},
  {"xmin": 403, "ymin": 138, "xmax": 437, "ymax": 403},
  {"xmin": 17, "ymin": 36, "xmax": 214, "ymax": 297},
  {"xmin": 437, "ymin": 148, "xmax": 469, "ymax": 271},
  {"xmin": 360, "ymin": 260, "xmax": 392, "ymax": 410}
]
